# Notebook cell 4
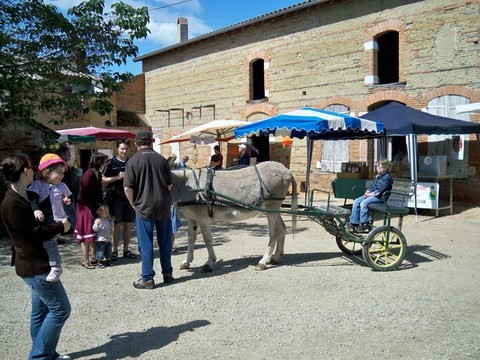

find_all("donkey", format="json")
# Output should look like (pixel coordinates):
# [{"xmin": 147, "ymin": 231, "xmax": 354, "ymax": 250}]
[{"xmin": 170, "ymin": 161, "xmax": 298, "ymax": 272}]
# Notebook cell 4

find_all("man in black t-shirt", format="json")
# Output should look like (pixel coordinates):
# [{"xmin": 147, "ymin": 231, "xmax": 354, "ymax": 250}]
[
  {"xmin": 102, "ymin": 139, "xmax": 136, "ymax": 260},
  {"xmin": 209, "ymin": 145, "xmax": 223, "ymax": 169},
  {"xmin": 124, "ymin": 131, "xmax": 173, "ymax": 289}
]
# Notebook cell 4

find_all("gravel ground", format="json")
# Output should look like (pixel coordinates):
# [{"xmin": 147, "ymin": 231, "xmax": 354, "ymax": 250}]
[{"xmin": 1, "ymin": 201, "xmax": 479, "ymax": 360}]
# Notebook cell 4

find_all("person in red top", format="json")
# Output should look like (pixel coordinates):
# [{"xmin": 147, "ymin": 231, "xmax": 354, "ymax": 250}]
[
  {"xmin": 74, "ymin": 152, "xmax": 107, "ymax": 269},
  {"xmin": 1, "ymin": 153, "xmax": 71, "ymax": 360}
]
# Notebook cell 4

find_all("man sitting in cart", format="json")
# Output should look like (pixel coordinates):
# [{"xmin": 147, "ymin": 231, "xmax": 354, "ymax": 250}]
[{"xmin": 349, "ymin": 159, "xmax": 393, "ymax": 233}]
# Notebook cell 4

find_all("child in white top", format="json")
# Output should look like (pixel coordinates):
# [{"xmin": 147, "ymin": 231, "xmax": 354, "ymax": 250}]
[
  {"xmin": 51, "ymin": 182, "xmax": 73, "ymax": 224},
  {"xmin": 93, "ymin": 205, "xmax": 114, "ymax": 268},
  {"xmin": 27, "ymin": 154, "xmax": 69, "ymax": 282}
]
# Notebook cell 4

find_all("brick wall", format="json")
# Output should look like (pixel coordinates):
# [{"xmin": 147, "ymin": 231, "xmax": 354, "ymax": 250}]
[
  {"xmin": 116, "ymin": 74, "xmax": 145, "ymax": 113},
  {"xmin": 140, "ymin": 0, "xmax": 480, "ymax": 203}
]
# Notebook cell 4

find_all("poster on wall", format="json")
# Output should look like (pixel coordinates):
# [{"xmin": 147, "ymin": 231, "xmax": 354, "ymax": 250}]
[
  {"xmin": 382, "ymin": 181, "xmax": 440, "ymax": 210},
  {"xmin": 408, "ymin": 182, "xmax": 439, "ymax": 209}
]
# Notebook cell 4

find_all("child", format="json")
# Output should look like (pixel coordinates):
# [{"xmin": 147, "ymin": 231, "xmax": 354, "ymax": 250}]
[
  {"xmin": 93, "ymin": 205, "xmax": 114, "ymax": 268},
  {"xmin": 51, "ymin": 181, "xmax": 74, "ymax": 238},
  {"xmin": 27, "ymin": 153, "xmax": 68, "ymax": 282},
  {"xmin": 349, "ymin": 159, "xmax": 393, "ymax": 233}
]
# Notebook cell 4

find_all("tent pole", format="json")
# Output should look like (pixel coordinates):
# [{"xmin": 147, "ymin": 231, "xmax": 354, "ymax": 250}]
[
  {"xmin": 305, "ymin": 139, "xmax": 313, "ymax": 206},
  {"xmin": 407, "ymin": 134, "xmax": 418, "ymax": 222}
]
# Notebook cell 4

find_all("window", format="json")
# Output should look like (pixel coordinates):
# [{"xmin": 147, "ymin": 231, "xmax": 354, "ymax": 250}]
[
  {"xmin": 376, "ymin": 31, "xmax": 399, "ymax": 85},
  {"xmin": 250, "ymin": 59, "xmax": 265, "ymax": 100},
  {"xmin": 320, "ymin": 104, "xmax": 349, "ymax": 173},
  {"xmin": 426, "ymin": 95, "xmax": 471, "ymax": 178}
]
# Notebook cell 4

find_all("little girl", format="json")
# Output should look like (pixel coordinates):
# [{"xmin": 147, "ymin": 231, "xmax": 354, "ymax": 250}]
[
  {"xmin": 27, "ymin": 153, "xmax": 69, "ymax": 282},
  {"xmin": 93, "ymin": 204, "xmax": 114, "ymax": 268}
]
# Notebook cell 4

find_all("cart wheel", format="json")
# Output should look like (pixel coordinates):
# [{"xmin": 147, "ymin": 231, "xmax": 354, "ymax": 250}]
[
  {"xmin": 362, "ymin": 225, "xmax": 407, "ymax": 271},
  {"xmin": 336, "ymin": 235, "xmax": 363, "ymax": 256}
]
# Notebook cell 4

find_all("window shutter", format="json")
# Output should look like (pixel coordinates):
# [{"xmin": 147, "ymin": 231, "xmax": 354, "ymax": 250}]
[{"xmin": 320, "ymin": 105, "xmax": 349, "ymax": 172}]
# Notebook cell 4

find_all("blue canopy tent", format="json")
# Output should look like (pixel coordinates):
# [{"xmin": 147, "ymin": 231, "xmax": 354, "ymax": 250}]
[
  {"xmin": 360, "ymin": 101, "xmax": 480, "ymax": 218},
  {"xmin": 234, "ymin": 107, "xmax": 385, "ymax": 204},
  {"xmin": 235, "ymin": 107, "xmax": 384, "ymax": 140},
  {"xmin": 359, "ymin": 101, "xmax": 480, "ymax": 136}
]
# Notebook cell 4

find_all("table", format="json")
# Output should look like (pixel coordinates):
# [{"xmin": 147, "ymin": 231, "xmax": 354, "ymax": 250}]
[{"xmin": 416, "ymin": 175, "xmax": 453, "ymax": 217}]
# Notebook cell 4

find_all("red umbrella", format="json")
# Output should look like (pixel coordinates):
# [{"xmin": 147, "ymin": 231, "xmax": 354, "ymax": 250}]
[{"xmin": 57, "ymin": 126, "xmax": 136, "ymax": 140}]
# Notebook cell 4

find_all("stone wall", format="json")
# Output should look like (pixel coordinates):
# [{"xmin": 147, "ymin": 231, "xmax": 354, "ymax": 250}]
[
  {"xmin": 115, "ymin": 74, "xmax": 145, "ymax": 114},
  {"xmin": 140, "ymin": 0, "xmax": 480, "ymax": 202}
]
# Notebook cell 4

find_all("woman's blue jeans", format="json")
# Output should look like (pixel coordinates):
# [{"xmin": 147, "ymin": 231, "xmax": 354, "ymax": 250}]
[
  {"xmin": 350, "ymin": 195, "xmax": 382, "ymax": 225},
  {"xmin": 136, "ymin": 214, "xmax": 172, "ymax": 281},
  {"xmin": 22, "ymin": 273, "xmax": 71, "ymax": 360}
]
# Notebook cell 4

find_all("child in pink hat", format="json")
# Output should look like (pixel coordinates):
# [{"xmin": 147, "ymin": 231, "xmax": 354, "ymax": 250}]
[{"xmin": 27, "ymin": 153, "xmax": 71, "ymax": 282}]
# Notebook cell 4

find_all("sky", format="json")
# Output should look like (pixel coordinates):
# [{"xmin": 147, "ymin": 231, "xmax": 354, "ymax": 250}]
[{"xmin": 53, "ymin": 0, "xmax": 303, "ymax": 75}]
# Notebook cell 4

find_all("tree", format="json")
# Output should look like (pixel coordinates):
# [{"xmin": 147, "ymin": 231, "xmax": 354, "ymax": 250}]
[{"xmin": 0, "ymin": 0, "xmax": 150, "ymax": 125}]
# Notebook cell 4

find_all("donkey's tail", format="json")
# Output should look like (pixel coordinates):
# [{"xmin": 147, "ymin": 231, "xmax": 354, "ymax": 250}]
[{"xmin": 290, "ymin": 176, "xmax": 298, "ymax": 234}]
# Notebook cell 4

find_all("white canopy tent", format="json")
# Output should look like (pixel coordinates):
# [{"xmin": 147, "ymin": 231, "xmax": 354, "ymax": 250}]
[{"xmin": 456, "ymin": 103, "xmax": 480, "ymax": 114}]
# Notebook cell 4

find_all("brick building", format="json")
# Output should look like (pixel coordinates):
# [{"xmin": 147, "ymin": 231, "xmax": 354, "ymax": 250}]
[{"xmin": 134, "ymin": 0, "xmax": 480, "ymax": 203}]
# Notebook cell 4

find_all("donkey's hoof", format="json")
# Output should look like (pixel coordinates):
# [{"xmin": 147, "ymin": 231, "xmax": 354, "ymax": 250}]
[
  {"xmin": 179, "ymin": 263, "xmax": 190, "ymax": 270},
  {"xmin": 201, "ymin": 264, "xmax": 213, "ymax": 273},
  {"xmin": 255, "ymin": 263, "xmax": 267, "ymax": 271},
  {"xmin": 269, "ymin": 259, "xmax": 278, "ymax": 266}
]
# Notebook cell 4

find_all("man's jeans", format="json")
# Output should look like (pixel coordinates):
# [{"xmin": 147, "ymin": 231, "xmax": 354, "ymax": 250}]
[
  {"xmin": 350, "ymin": 195, "xmax": 382, "ymax": 225},
  {"xmin": 136, "ymin": 214, "xmax": 172, "ymax": 281},
  {"xmin": 22, "ymin": 273, "xmax": 71, "ymax": 360}
]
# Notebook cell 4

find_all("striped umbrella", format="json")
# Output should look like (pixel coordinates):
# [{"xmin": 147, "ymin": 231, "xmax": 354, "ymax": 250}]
[
  {"xmin": 234, "ymin": 107, "xmax": 384, "ymax": 140},
  {"xmin": 234, "ymin": 107, "xmax": 384, "ymax": 205}
]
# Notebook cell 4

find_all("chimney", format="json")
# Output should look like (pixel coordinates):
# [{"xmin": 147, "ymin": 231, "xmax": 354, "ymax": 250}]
[{"xmin": 177, "ymin": 17, "xmax": 188, "ymax": 43}]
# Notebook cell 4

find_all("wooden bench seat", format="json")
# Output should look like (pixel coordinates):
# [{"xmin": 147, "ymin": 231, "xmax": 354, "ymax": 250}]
[{"xmin": 367, "ymin": 202, "xmax": 410, "ymax": 216}]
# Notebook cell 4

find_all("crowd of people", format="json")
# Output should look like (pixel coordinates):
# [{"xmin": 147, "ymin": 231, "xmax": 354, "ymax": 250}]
[
  {"xmin": 0, "ymin": 128, "xmax": 401, "ymax": 359},
  {"xmin": 0, "ymin": 130, "xmax": 176, "ymax": 359}
]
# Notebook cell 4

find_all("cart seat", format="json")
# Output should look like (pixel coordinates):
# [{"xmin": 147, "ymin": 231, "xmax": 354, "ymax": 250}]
[{"xmin": 368, "ymin": 202, "xmax": 410, "ymax": 216}]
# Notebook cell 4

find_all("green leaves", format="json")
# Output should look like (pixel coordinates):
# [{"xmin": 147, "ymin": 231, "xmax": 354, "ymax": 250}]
[{"xmin": 0, "ymin": 0, "xmax": 150, "ymax": 125}]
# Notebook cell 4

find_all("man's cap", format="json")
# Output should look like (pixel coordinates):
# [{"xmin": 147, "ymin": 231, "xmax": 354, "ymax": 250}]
[
  {"xmin": 38, "ymin": 153, "xmax": 67, "ymax": 172},
  {"xmin": 136, "ymin": 130, "xmax": 153, "ymax": 141},
  {"xmin": 238, "ymin": 144, "xmax": 247, "ymax": 149}
]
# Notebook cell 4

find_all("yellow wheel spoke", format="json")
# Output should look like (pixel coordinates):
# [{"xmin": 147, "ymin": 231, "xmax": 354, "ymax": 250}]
[{"xmin": 363, "ymin": 226, "xmax": 407, "ymax": 271}]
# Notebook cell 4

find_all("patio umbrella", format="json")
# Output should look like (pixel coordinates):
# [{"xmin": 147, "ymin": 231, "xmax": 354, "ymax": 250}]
[
  {"xmin": 234, "ymin": 107, "xmax": 385, "ymax": 204},
  {"xmin": 57, "ymin": 126, "xmax": 136, "ymax": 140},
  {"xmin": 455, "ymin": 102, "xmax": 480, "ymax": 114},
  {"xmin": 57, "ymin": 134, "xmax": 96, "ymax": 144},
  {"xmin": 160, "ymin": 120, "xmax": 248, "ymax": 145}
]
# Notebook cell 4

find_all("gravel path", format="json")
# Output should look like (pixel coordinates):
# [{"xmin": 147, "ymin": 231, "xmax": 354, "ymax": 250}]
[{"xmin": 1, "ymin": 202, "xmax": 479, "ymax": 359}]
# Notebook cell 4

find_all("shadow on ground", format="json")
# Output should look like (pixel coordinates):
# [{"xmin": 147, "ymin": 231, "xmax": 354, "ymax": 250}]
[{"xmin": 67, "ymin": 320, "xmax": 211, "ymax": 359}]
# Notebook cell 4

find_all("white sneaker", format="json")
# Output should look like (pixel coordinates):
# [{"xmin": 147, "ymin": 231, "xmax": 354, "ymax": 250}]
[
  {"xmin": 46, "ymin": 267, "xmax": 63, "ymax": 282},
  {"xmin": 58, "ymin": 355, "xmax": 71, "ymax": 360}
]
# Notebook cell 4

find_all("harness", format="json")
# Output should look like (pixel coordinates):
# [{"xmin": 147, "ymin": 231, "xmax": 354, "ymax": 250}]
[{"xmin": 176, "ymin": 165, "xmax": 286, "ymax": 217}]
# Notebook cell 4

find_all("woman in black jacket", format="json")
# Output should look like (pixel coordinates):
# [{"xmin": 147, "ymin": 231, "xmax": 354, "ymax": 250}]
[{"xmin": 1, "ymin": 154, "xmax": 71, "ymax": 360}]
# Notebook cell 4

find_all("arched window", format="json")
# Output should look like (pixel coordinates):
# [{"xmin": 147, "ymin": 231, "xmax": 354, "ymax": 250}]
[
  {"xmin": 250, "ymin": 59, "xmax": 265, "ymax": 100},
  {"xmin": 376, "ymin": 31, "xmax": 399, "ymax": 85}
]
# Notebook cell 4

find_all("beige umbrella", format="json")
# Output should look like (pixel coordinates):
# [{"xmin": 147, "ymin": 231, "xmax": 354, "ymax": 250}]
[{"xmin": 160, "ymin": 120, "xmax": 248, "ymax": 144}]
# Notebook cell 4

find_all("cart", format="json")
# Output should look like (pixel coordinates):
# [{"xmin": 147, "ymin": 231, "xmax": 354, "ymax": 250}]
[{"xmin": 202, "ymin": 186, "xmax": 413, "ymax": 271}]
